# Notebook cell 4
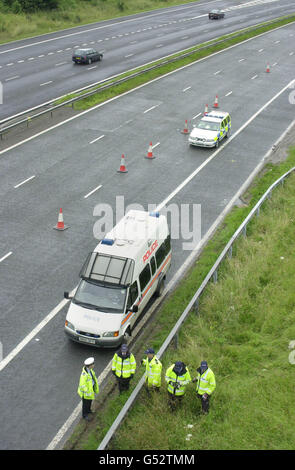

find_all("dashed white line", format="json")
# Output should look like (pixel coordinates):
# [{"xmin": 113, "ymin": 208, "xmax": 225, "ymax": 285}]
[
  {"xmin": 40, "ymin": 81, "xmax": 53, "ymax": 86},
  {"xmin": 89, "ymin": 135, "xmax": 105, "ymax": 145},
  {"xmin": 55, "ymin": 62, "xmax": 67, "ymax": 66},
  {"xmin": 272, "ymin": 62, "xmax": 278, "ymax": 66},
  {"xmin": 87, "ymin": 66, "xmax": 97, "ymax": 70},
  {"xmin": 7, "ymin": 63, "xmax": 14, "ymax": 66},
  {"xmin": 183, "ymin": 86, "xmax": 191, "ymax": 92},
  {"xmin": 225, "ymin": 91, "xmax": 233, "ymax": 96},
  {"xmin": 125, "ymin": 53, "xmax": 134, "ymax": 58},
  {"xmin": 84, "ymin": 184, "xmax": 102, "ymax": 199},
  {"xmin": 14, "ymin": 175, "xmax": 35, "ymax": 188},
  {"xmin": 0, "ymin": 252, "xmax": 12, "ymax": 264},
  {"xmin": 28, "ymin": 57, "xmax": 35, "ymax": 61},
  {"xmin": 5, "ymin": 75, "xmax": 19, "ymax": 81},
  {"xmin": 17, "ymin": 59, "xmax": 24, "ymax": 63},
  {"xmin": 251, "ymin": 74, "xmax": 258, "ymax": 80},
  {"xmin": 258, "ymin": 48, "xmax": 264, "ymax": 52},
  {"xmin": 38, "ymin": 54, "xmax": 45, "ymax": 58},
  {"xmin": 47, "ymin": 52, "xmax": 54, "ymax": 55},
  {"xmin": 239, "ymin": 58, "xmax": 245, "ymax": 62},
  {"xmin": 152, "ymin": 142, "xmax": 160, "ymax": 150},
  {"xmin": 143, "ymin": 104, "xmax": 160, "ymax": 114},
  {"xmin": 214, "ymin": 70, "xmax": 221, "ymax": 75}
]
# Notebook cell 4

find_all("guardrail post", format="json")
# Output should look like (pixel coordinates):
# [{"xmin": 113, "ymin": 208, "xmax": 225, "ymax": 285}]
[
  {"xmin": 242, "ymin": 225, "xmax": 247, "ymax": 237},
  {"xmin": 227, "ymin": 245, "xmax": 232, "ymax": 259},
  {"xmin": 256, "ymin": 207, "xmax": 260, "ymax": 217},
  {"xmin": 194, "ymin": 298, "xmax": 199, "ymax": 315},
  {"xmin": 173, "ymin": 332, "xmax": 179, "ymax": 349},
  {"xmin": 213, "ymin": 269, "xmax": 218, "ymax": 284},
  {"xmin": 267, "ymin": 190, "xmax": 272, "ymax": 199}
]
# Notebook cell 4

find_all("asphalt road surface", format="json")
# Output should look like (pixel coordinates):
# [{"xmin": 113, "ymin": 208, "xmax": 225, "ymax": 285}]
[
  {"xmin": 0, "ymin": 0, "xmax": 294, "ymax": 119},
  {"xmin": 0, "ymin": 17, "xmax": 294, "ymax": 449}
]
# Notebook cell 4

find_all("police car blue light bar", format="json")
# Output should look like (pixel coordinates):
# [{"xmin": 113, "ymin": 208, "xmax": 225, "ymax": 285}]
[
  {"xmin": 149, "ymin": 211, "xmax": 160, "ymax": 218},
  {"xmin": 101, "ymin": 238, "xmax": 115, "ymax": 245}
]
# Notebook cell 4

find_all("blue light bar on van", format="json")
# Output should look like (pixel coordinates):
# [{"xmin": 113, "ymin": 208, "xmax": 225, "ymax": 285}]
[
  {"xmin": 101, "ymin": 238, "xmax": 115, "ymax": 245},
  {"xmin": 149, "ymin": 211, "xmax": 160, "ymax": 218}
]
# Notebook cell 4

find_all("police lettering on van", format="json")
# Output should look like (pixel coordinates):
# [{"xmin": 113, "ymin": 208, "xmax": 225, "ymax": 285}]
[{"xmin": 64, "ymin": 210, "xmax": 171, "ymax": 347}]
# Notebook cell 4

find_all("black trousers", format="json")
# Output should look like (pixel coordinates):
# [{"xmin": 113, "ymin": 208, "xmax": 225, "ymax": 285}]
[
  {"xmin": 82, "ymin": 397, "xmax": 92, "ymax": 418},
  {"xmin": 117, "ymin": 377, "xmax": 131, "ymax": 393},
  {"xmin": 167, "ymin": 392, "xmax": 183, "ymax": 411},
  {"xmin": 197, "ymin": 393, "xmax": 210, "ymax": 413}
]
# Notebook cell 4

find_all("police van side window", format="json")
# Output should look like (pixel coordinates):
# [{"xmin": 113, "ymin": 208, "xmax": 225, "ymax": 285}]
[
  {"xmin": 127, "ymin": 281, "xmax": 139, "ymax": 309},
  {"xmin": 155, "ymin": 235, "xmax": 171, "ymax": 268},
  {"xmin": 139, "ymin": 264, "xmax": 151, "ymax": 292},
  {"xmin": 150, "ymin": 256, "xmax": 156, "ymax": 275}
]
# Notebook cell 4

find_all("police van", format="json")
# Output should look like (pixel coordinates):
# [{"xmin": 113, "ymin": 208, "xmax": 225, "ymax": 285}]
[
  {"xmin": 64, "ymin": 210, "xmax": 171, "ymax": 348},
  {"xmin": 188, "ymin": 110, "xmax": 231, "ymax": 148}
]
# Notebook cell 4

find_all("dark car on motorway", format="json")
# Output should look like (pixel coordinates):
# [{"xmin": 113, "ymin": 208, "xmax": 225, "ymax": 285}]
[
  {"xmin": 208, "ymin": 9, "xmax": 225, "ymax": 20},
  {"xmin": 72, "ymin": 48, "xmax": 103, "ymax": 64}
]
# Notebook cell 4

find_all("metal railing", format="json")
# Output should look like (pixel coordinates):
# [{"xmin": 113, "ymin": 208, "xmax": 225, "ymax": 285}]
[
  {"xmin": 1, "ymin": 14, "xmax": 294, "ymax": 140},
  {"xmin": 97, "ymin": 165, "xmax": 295, "ymax": 450}
]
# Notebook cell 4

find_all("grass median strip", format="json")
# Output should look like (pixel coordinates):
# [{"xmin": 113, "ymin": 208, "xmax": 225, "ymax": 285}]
[
  {"xmin": 55, "ymin": 15, "xmax": 295, "ymax": 112},
  {"xmin": 64, "ymin": 144, "xmax": 295, "ymax": 450}
]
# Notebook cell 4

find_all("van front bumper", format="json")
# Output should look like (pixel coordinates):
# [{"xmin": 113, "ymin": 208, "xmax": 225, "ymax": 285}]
[{"xmin": 64, "ymin": 326, "xmax": 123, "ymax": 348}]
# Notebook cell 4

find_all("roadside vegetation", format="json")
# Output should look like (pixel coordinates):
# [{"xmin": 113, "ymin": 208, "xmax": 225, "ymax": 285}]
[
  {"xmin": 0, "ymin": 0, "xmax": 199, "ymax": 44},
  {"xmin": 65, "ymin": 145, "xmax": 295, "ymax": 450}
]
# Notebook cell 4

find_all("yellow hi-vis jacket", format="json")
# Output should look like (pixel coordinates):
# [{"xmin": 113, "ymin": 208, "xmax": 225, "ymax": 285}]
[
  {"xmin": 142, "ymin": 355, "xmax": 162, "ymax": 387},
  {"xmin": 165, "ymin": 364, "xmax": 191, "ymax": 396},
  {"xmin": 77, "ymin": 367, "xmax": 99, "ymax": 400},
  {"xmin": 195, "ymin": 368, "xmax": 216, "ymax": 396},
  {"xmin": 112, "ymin": 353, "xmax": 136, "ymax": 378}
]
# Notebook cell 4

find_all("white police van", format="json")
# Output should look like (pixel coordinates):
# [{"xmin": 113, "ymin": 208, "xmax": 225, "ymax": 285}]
[
  {"xmin": 188, "ymin": 110, "xmax": 231, "ymax": 148},
  {"xmin": 64, "ymin": 210, "xmax": 171, "ymax": 348}
]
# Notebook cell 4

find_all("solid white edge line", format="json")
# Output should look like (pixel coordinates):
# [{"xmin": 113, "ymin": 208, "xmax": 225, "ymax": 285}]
[{"xmin": 0, "ymin": 251, "xmax": 13, "ymax": 263}]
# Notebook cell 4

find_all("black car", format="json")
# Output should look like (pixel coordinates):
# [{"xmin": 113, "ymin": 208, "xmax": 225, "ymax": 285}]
[
  {"xmin": 208, "ymin": 9, "xmax": 225, "ymax": 20},
  {"xmin": 72, "ymin": 48, "xmax": 103, "ymax": 65}
]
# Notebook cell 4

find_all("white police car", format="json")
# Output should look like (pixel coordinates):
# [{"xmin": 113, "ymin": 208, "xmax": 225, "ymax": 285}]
[{"xmin": 188, "ymin": 111, "xmax": 231, "ymax": 148}]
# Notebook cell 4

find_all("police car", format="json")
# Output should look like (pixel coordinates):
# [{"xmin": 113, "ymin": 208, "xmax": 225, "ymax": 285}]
[{"xmin": 188, "ymin": 111, "xmax": 231, "ymax": 148}]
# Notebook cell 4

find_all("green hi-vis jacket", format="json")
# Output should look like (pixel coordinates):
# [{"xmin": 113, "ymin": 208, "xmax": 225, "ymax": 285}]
[
  {"xmin": 165, "ymin": 364, "xmax": 192, "ymax": 396},
  {"xmin": 142, "ymin": 355, "xmax": 162, "ymax": 387},
  {"xmin": 112, "ymin": 353, "xmax": 136, "ymax": 378},
  {"xmin": 195, "ymin": 368, "xmax": 216, "ymax": 396},
  {"xmin": 77, "ymin": 367, "xmax": 99, "ymax": 400}
]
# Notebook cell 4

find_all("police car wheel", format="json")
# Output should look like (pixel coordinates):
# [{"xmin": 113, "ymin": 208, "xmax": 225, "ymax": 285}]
[{"xmin": 215, "ymin": 140, "xmax": 219, "ymax": 148}]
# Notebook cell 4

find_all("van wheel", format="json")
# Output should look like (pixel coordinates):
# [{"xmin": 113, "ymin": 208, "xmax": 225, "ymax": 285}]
[
  {"xmin": 123, "ymin": 327, "xmax": 131, "ymax": 341},
  {"xmin": 155, "ymin": 277, "xmax": 165, "ymax": 298}
]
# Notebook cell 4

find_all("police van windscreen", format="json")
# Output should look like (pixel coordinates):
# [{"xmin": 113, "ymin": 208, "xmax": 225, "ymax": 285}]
[
  {"xmin": 73, "ymin": 279, "xmax": 127, "ymax": 313},
  {"xmin": 197, "ymin": 121, "xmax": 220, "ymax": 131}
]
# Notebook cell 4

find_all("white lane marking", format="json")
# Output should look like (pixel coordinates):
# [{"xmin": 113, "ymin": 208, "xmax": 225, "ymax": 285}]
[
  {"xmin": 152, "ymin": 142, "xmax": 160, "ymax": 149},
  {"xmin": 290, "ymin": 52, "xmax": 294, "ymax": 56},
  {"xmin": 6, "ymin": 62, "xmax": 14, "ymax": 66},
  {"xmin": 38, "ymin": 54, "xmax": 45, "ymax": 57},
  {"xmin": 125, "ymin": 53, "xmax": 134, "ymax": 58},
  {"xmin": 239, "ymin": 58, "xmax": 245, "ymax": 62},
  {"xmin": 84, "ymin": 184, "xmax": 102, "ymax": 199},
  {"xmin": 0, "ymin": 251, "xmax": 12, "ymax": 263},
  {"xmin": 156, "ymin": 79, "xmax": 295, "ymax": 212},
  {"xmin": 17, "ymin": 59, "xmax": 24, "ymax": 63},
  {"xmin": 258, "ymin": 48, "xmax": 264, "ymax": 52},
  {"xmin": 55, "ymin": 62, "xmax": 67, "ymax": 66},
  {"xmin": 40, "ymin": 81, "xmax": 53, "ymax": 86},
  {"xmin": 14, "ymin": 175, "xmax": 35, "ymax": 188},
  {"xmin": 272, "ymin": 62, "xmax": 277, "ymax": 66},
  {"xmin": 193, "ymin": 112, "xmax": 201, "ymax": 119},
  {"xmin": 47, "ymin": 52, "xmax": 54, "ymax": 55},
  {"xmin": 251, "ymin": 74, "xmax": 258, "ymax": 80},
  {"xmin": 225, "ymin": 91, "xmax": 232, "ymax": 96},
  {"xmin": 143, "ymin": 104, "xmax": 160, "ymax": 113},
  {"xmin": 214, "ymin": 70, "xmax": 221, "ymax": 75},
  {"xmin": 28, "ymin": 57, "xmax": 35, "ymax": 61},
  {"xmin": 57, "ymin": 50, "xmax": 63, "ymax": 53},
  {"xmin": 183, "ymin": 86, "xmax": 191, "ymax": 92},
  {"xmin": 5, "ymin": 76, "xmax": 19, "ymax": 81},
  {"xmin": 87, "ymin": 66, "xmax": 97, "ymax": 70},
  {"xmin": 89, "ymin": 134, "xmax": 105, "ymax": 144}
]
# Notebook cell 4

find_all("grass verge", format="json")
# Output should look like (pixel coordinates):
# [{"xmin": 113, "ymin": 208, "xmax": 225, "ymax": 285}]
[
  {"xmin": 55, "ymin": 14, "xmax": 295, "ymax": 112},
  {"xmin": 64, "ymin": 144, "xmax": 295, "ymax": 450}
]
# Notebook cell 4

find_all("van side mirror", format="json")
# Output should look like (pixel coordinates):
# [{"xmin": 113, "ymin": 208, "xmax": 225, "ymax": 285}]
[
  {"xmin": 132, "ymin": 305, "xmax": 138, "ymax": 313},
  {"xmin": 64, "ymin": 291, "xmax": 72, "ymax": 300}
]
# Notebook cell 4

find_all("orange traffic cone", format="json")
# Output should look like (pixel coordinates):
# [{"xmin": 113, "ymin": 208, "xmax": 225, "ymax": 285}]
[
  {"xmin": 117, "ymin": 154, "xmax": 128, "ymax": 173},
  {"xmin": 181, "ymin": 119, "xmax": 189, "ymax": 134},
  {"xmin": 213, "ymin": 95, "xmax": 219, "ymax": 108},
  {"xmin": 204, "ymin": 104, "xmax": 209, "ymax": 115},
  {"xmin": 145, "ymin": 142, "xmax": 156, "ymax": 159},
  {"xmin": 54, "ymin": 208, "xmax": 69, "ymax": 231},
  {"xmin": 266, "ymin": 63, "xmax": 270, "ymax": 73}
]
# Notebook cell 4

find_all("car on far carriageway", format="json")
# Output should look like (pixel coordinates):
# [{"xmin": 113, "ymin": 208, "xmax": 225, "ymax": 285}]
[
  {"xmin": 209, "ymin": 9, "xmax": 225, "ymax": 20},
  {"xmin": 72, "ymin": 48, "xmax": 103, "ymax": 65}
]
